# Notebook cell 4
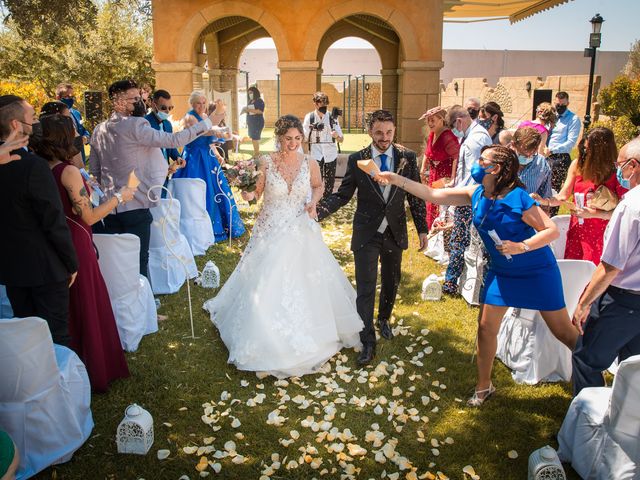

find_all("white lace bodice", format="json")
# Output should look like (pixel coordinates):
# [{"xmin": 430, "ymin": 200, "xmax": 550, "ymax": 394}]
[{"xmin": 250, "ymin": 154, "xmax": 311, "ymax": 242}]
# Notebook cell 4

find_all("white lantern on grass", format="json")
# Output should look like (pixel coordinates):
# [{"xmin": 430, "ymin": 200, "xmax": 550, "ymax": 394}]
[
  {"xmin": 528, "ymin": 446, "xmax": 566, "ymax": 480},
  {"xmin": 200, "ymin": 260, "xmax": 220, "ymax": 288},
  {"xmin": 116, "ymin": 404, "xmax": 154, "ymax": 454},
  {"xmin": 421, "ymin": 274, "xmax": 442, "ymax": 301}
]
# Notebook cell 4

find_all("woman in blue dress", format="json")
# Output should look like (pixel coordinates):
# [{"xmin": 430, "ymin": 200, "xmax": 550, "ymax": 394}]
[
  {"xmin": 375, "ymin": 145, "xmax": 578, "ymax": 407},
  {"xmin": 173, "ymin": 91, "xmax": 245, "ymax": 242}
]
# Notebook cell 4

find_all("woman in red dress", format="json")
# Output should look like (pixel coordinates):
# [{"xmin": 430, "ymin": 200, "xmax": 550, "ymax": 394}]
[
  {"xmin": 541, "ymin": 127, "xmax": 627, "ymax": 264},
  {"xmin": 33, "ymin": 114, "xmax": 134, "ymax": 392},
  {"xmin": 419, "ymin": 106, "xmax": 460, "ymax": 229}
]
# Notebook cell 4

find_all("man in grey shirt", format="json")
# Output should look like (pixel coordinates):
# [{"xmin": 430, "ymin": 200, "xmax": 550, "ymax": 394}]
[{"xmin": 90, "ymin": 79, "xmax": 224, "ymax": 276}]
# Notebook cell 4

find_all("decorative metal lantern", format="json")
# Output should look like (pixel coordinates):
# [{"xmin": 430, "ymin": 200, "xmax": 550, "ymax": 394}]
[
  {"xmin": 200, "ymin": 260, "xmax": 220, "ymax": 289},
  {"xmin": 116, "ymin": 404, "xmax": 154, "ymax": 455},
  {"xmin": 528, "ymin": 446, "xmax": 566, "ymax": 480},
  {"xmin": 421, "ymin": 274, "xmax": 442, "ymax": 301}
]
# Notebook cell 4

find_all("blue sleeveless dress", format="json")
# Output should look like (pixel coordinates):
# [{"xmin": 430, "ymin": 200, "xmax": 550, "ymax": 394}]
[
  {"xmin": 472, "ymin": 186, "xmax": 565, "ymax": 310},
  {"xmin": 173, "ymin": 110, "xmax": 245, "ymax": 242}
]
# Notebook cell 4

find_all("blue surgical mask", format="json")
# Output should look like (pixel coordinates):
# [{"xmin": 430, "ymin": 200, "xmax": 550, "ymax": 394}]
[
  {"xmin": 470, "ymin": 162, "xmax": 494, "ymax": 184},
  {"xmin": 60, "ymin": 97, "xmax": 74, "ymax": 109},
  {"xmin": 478, "ymin": 118, "xmax": 493, "ymax": 130},
  {"xmin": 518, "ymin": 154, "xmax": 534, "ymax": 166},
  {"xmin": 452, "ymin": 127, "xmax": 464, "ymax": 139},
  {"xmin": 617, "ymin": 164, "xmax": 631, "ymax": 189},
  {"xmin": 156, "ymin": 111, "xmax": 169, "ymax": 122}
]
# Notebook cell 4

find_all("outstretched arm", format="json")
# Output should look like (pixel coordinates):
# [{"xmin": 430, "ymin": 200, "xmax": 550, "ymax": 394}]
[{"xmin": 376, "ymin": 171, "xmax": 475, "ymax": 206}]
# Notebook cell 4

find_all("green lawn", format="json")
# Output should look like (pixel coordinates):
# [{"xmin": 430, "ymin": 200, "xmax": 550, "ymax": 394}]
[{"xmin": 35, "ymin": 183, "xmax": 581, "ymax": 480}]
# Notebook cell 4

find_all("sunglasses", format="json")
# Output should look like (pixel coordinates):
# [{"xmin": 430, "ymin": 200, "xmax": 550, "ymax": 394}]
[{"xmin": 158, "ymin": 105, "xmax": 174, "ymax": 112}]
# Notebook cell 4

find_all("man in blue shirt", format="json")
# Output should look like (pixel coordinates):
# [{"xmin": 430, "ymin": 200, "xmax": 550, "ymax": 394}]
[
  {"xmin": 56, "ymin": 83, "xmax": 91, "ymax": 162},
  {"xmin": 545, "ymin": 91, "xmax": 581, "ymax": 215},
  {"xmin": 144, "ymin": 90, "xmax": 182, "ymax": 166}
]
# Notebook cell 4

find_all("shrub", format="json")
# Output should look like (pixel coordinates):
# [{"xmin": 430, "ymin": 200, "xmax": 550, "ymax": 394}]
[
  {"xmin": 0, "ymin": 81, "xmax": 50, "ymax": 111},
  {"xmin": 598, "ymin": 75, "xmax": 640, "ymax": 126},
  {"xmin": 592, "ymin": 116, "xmax": 639, "ymax": 148}
]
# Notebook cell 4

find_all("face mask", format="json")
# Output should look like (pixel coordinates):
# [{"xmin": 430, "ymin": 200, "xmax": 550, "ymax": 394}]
[
  {"xmin": 470, "ymin": 162, "xmax": 494, "ymax": 184},
  {"xmin": 318, "ymin": 106, "xmax": 328, "ymax": 114},
  {"xmin": 555, "ymin": 104, "xmax": 567, "ymax": 115},
  {"xmin": 617, "ymin": 164, "xmax": 632, "ymax": 189},
  {"xmin": 30, "ymin": 121, "xmax": 43, "ymax": 140},
  {"xmin": 478, "ymin": 118, "xmax": 492, "ymax": 130},
  {"xmin": 467, "ymin": 108, "xmax": 479, "ymax": 120},
  {"xmin": 452, "ymin": 127, "xmax": 464, "ymax": 139},
  {"xmin": 518, "ymin": 154, "xmax": 534, "ymax": 166},
  {"xmin": 60, "ymin": 97, "xmax": 74, "ymax": 109},
  {"xmin": 132, "ymin": 99, "xmax": 147, "ymax": 117},
  {"xmin": 156, "ymin": 110, "xmax": 169, "ymax": 122}
]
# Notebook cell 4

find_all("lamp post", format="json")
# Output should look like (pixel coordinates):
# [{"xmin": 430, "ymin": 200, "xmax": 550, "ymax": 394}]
[{"xmin": 583, "ymin": 13, "xmax": 604, "ymax": 131}]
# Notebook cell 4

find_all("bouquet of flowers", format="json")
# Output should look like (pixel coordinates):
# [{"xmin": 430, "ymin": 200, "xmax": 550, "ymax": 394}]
[{"xmin": 224, "ymin": 158, "xmax": 262, "ymax": 204}]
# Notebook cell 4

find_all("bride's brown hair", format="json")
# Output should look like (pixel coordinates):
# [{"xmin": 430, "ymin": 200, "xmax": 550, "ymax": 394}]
[{"xmin": 274, "ymin": 114, "xmax": 303, "ymax": 137}]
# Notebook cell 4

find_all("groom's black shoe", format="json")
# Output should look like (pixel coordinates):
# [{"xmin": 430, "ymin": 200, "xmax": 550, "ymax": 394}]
[
  {"xmin": 378, "ymin": 319, "xmax": 394, "ymax": 340},
  {"xmin": 357, "ymin": 344, "xmax": 376, "ymax": 365}
]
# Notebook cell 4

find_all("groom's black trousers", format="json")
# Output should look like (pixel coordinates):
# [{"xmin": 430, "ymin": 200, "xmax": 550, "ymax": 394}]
[{"xmin": 353, "ymin": 228, "xmax": 402, "ymax": 346}]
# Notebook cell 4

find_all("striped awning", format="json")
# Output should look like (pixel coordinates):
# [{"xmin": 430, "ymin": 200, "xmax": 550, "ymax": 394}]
[{"xmin": 443, "ymin": 0, "xmax": 573, "ymax": 23}]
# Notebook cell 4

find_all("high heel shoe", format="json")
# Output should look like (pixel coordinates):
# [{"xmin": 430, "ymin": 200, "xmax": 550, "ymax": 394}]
[{"xmin": 466, "ymin": 383, "xmax": 496, "ymax": 407}]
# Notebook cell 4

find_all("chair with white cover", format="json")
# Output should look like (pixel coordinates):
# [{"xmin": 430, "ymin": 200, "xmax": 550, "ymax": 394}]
[
  {"xmin": 557, "ymin": 354, "xmax": 640, "ymax": 479},
  {"xmin": 549, "ymin": 214, "xmax": 571, "ymax": 259},
  {"xmin": 168, "ymin": 178, "xmax": 214, "ymax": 255},
  {"xmin": 496, "ymin": 259, "xmax": 596, "ymax": 384},
  {"xmin": 0, "ymin": 284, "xmax": 12, "ymax": 317},
  {"xmin": 148, "ymin": 198, "xmax": 198, "ymax": 295},
  {"xmin": 459, "ymin": 226, "xmax": 486, "ymax": 306},
  {"xmin": 93, "ymin": 233, "xmax": 157, "ymax": 352},
  {"xmin": 0, "ymin": 317, "xmax": 93, "ymax": 480}
]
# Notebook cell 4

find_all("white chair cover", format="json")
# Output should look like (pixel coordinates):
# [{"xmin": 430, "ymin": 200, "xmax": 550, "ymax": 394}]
[
  {"xmin": 557, "ymin": 355, "xmax": 640, "ymax": 479},
  {"xmin": 168, "ymin": 178, "xmax": 214, "ymax": 255},
  {"xmin": 424, "ymin": 231, "xmax": 446, "ymax": 261},
  {"xmin": 0, "ymin": 317, "xmax": 93, "ymax": 480},
  {"xmin": 0, "ymin": 284, "xmax": 12, "ymax": 318},
  {"xmin": 93, "ymin": 234, "xmax": 158, "ymax": 352},
  {"xmin": 550, "ymin": 214, "xmax": 571, "ymax": 259},
  {"xmin": 496, "ymin": 259, "xmax": 596, "ymax": 384},
  {"xmin": 148, "ymin": 198, "xmax": 198, "ymax": 295}
]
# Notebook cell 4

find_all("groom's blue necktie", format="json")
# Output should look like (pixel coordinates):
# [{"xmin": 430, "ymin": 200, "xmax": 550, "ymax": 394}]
[{"xmin": 379, "ymin": 153, "xmax": 390, "ymax": 172}]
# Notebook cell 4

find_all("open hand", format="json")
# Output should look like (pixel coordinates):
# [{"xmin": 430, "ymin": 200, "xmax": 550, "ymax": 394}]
[
  {"xmin": 0, "ymin": 129, "xmax": 28, "ymax": 164},
  {"xmin": 118, "ymin": 186, "xmax": 136, "ymax": 203}
]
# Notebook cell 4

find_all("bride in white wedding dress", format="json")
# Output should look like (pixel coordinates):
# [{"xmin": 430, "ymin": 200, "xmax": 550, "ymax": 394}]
[{"xmin": 204, "ymin": 115, "xmax": 363, "ymax": 378}]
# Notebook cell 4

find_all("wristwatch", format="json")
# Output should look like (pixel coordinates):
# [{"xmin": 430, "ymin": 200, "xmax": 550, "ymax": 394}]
[
  {"xmin": 114, "ymin": 192, "xmax": 123, "ymax": 205},
  {"xmin": 521, "ymin": 240, "xmax": 531, "ymax": 252}
]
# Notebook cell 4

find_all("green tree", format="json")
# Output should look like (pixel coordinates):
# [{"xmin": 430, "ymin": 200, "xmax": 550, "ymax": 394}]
[
  {"xmin": 623, "ymin": 39, "xmax": 640, "ymax": 80},
  {"xmin": 0, "ymin": 1, "xmax": 153, "ymax": 97},
  {"xmin": 598, "ymin": 75, "xmax": 640, "ymax": 126}
]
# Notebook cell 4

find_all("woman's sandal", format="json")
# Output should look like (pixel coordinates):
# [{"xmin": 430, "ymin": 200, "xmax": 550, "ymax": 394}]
[{"xmin": 467, "ymin": 383, "xmax": 496, "ymax": 407}]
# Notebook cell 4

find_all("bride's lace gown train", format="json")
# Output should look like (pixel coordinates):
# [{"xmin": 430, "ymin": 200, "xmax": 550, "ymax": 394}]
[{"xmin": 204, "ymin": 154, "xmax": 363, "ymax": 378}]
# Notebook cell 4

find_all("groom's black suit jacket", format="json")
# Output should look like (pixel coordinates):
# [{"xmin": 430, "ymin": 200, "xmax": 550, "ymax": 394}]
[{"xmin": 317, "ymin": 144, "xmax": 428, "ymax": 251}]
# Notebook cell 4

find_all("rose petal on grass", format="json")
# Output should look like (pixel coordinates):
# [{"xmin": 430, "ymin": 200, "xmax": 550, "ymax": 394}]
[{"xmin": 508, "ymin": 450, "xmax": 518, "ymax": 459}]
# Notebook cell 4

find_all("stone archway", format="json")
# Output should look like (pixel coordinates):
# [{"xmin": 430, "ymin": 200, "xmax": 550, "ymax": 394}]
[{"xmin": 153, "ymin": 0, "xmax": 443, "ymax": 150}]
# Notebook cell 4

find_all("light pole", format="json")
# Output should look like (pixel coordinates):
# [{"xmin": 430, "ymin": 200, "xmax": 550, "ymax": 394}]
[{"xmin": 583, "ymin": 13, "xmax": 604, "ymax": 131}]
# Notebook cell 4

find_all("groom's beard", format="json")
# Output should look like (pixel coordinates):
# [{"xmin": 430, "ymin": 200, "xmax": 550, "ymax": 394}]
[{"xmin": 372, "ymin": 140, "xmax": 391, "ymax": 152}]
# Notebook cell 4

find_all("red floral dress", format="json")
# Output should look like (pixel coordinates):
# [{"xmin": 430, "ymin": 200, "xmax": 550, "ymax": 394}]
[
  {"xmin": 564, "ymin": 172, "xmax": 627, "ymax": 264},
  {"xmin": 424, "ymin": 129, "xmax": 460, "ymax": 228}
]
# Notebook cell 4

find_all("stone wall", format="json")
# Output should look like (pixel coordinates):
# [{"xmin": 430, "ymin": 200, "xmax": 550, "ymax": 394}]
[{"xmin": 439, "ymin": 74, "xmax": 600, "ymax": 133}]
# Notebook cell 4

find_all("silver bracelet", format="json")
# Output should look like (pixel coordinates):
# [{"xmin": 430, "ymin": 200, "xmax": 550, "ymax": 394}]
[{"xmin": 401, "ymin": 178, "xmax": 408, "ymax": 190}]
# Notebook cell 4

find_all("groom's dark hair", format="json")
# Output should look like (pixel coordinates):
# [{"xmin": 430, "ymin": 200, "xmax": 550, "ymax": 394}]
[{"xmin": 368, "ymin": 109, "xmax": 395, "ymax": 129}]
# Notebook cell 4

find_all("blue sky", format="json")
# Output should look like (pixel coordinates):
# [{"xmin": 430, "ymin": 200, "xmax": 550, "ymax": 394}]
[{"xmin": 248, "ymin": 0, "xmax": 639, "ymax": 52}]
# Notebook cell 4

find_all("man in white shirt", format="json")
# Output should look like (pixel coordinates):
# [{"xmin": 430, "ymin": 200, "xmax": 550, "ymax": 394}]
[
  {"xmin": 572, "ymin": 138, "xmax": 640, "ymax": 395},
  {"xmin": 442, "ymin": 105, "xmax": 492, "ymax": 295},
  {"xmin": 303, "ymin": 92, "xmax": 343, "ymax": 198}
]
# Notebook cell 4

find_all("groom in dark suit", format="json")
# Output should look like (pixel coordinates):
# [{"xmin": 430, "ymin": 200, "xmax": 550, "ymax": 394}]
[{"xmin": 317, "ymin": 110, "xmax": 428, "ymax": 365}]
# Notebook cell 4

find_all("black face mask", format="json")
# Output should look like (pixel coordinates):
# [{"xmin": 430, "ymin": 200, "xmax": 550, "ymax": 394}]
[
  {"xmin": 555, "ymin": 104, "xmax": 567, "ymax": 115},
  {"xmin": 318, "ymin": 106, "xmax": 328, "ymax": 114},
  {"xmin": 30, "ymin": 121, "xmax": 43, "ymax": 141},
  {"xmin": 467, "ymin": 108, "xmax": 479, "ymax": 120},
  {"xmin": 132, "ymin": 99, "xmax": 147, "ymax": 117}
]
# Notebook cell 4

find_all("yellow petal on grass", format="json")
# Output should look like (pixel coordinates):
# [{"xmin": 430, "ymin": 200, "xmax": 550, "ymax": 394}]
[
  {"xmin": 508, "ymin": 450, "xmax": 518, "ymax": 459},
  {"xmin": 203, "ymin": 437, "xmax": 214, "ymax": 445},
  {"xmin": 431, "ymin": 448, "xmax": 440, "ymax": 456},
  {"xmin": 444, "ymin": 437, "xmax": 454, "ymax": 445},
  {"xmin": 195, "ymin": 456, "xmax": 209, "ymax": 472},
  {"xmin": 463, "ymin": 465, "xmax": 480, "ymax": 480}
]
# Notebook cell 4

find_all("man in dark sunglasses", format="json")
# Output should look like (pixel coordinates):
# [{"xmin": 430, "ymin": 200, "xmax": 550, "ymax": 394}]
[{"xmin": 145, "ymin": 89, "xmax": 182, "ymax": 168}]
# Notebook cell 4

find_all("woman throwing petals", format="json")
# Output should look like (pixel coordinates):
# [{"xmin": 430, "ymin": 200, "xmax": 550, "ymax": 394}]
[{"xmin": 375, "ymin": 145, "xmax": 578, "ymax": 406}]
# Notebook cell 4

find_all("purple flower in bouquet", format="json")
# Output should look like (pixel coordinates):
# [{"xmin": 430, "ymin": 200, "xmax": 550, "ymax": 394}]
[{"xmin": 224, "ymin": 158, "xmax": 262, "ymax": 204}]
